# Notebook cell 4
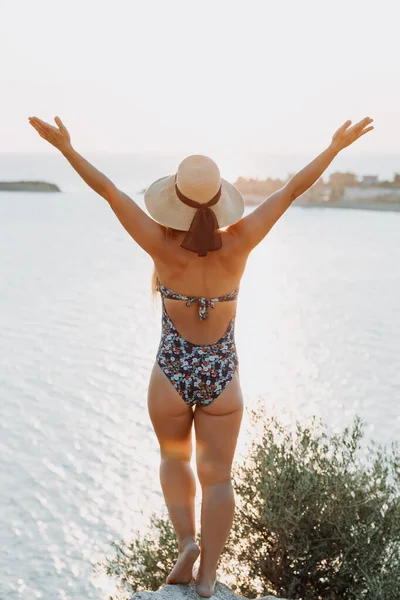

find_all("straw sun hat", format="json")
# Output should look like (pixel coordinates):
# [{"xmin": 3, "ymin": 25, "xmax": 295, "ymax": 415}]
[{"xmin": 144, "ymin": 155, "xmax": 244, "ymax": 257}]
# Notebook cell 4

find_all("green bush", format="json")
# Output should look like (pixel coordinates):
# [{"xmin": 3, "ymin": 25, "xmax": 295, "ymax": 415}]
[
  {"xmin": 98, "ymin": 405, "xmax": 400, "ymax": 600},
  {"xmin": 226, "ymin": 406, "xmax": 400, "ymax": 599},
  {"xmin": 97, "ymin": 512, "xmax": 191, "ymax": 600}
]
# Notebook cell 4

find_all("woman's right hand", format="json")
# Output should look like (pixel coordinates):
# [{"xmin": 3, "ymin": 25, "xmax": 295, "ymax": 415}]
[
  {"xmin": 330, "ymin": 116, "xmax": 374, "ymax": 153},
  {"xmin": 28, "ymin": 115, "xmax": 72, "ymax": 154}
]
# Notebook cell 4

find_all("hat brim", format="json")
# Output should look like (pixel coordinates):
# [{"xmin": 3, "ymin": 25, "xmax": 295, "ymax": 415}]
[{"xmin": 144, "ymin": 175, "xmax": 245, "ymax": 231}]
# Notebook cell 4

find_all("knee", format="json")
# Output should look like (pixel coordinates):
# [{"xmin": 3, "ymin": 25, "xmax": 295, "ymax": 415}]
[{"xmin": 197, "ymin": 459, "xmax": 232, "ymax": 488}]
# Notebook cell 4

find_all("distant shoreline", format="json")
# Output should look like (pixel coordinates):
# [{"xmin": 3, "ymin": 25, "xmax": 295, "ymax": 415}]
[
  {"xmin": 243, "ymin": 194, "xmax": 400, "ymax": 213},
  {"xmin": 0, "ymin": 181, "xmax": 61, "ymax": 192},
  {"xmin": 296, "ymin": 202, "xmax": 400, "ymax": 213}
]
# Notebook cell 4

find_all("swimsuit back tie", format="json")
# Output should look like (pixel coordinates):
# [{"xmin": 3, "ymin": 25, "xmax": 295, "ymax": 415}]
[{"xmin": 158, "ymin": 282, "xmax": 238, "ymax": 320}]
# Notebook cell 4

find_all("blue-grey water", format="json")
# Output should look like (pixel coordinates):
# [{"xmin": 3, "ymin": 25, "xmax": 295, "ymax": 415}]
[{"xmin": 0, "ymin": 153, "xmax": 399, "ymax": 599}]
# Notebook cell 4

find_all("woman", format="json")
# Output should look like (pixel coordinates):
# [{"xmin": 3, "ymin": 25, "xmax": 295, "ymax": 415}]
[{"xmin": 28, "ymin": 114, "xmax": 373, "ymax": 597}]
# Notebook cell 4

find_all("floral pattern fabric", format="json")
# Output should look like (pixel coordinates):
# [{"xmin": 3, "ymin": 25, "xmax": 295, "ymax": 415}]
[{"xmin": 156, "ymin": 284, "xmax": 239, "ymax": 407}]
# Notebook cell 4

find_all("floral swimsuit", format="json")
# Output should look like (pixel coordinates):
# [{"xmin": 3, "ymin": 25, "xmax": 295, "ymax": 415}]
[{"xmin": 156, "ymin": 282, "xmax": 239, "ymax": 407}]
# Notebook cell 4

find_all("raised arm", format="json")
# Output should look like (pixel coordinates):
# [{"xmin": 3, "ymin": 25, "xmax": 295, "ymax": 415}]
[
  {"xmin": 228, "ymin": 116, "xmax": 374, "ymax": 252},
  {"xmin": 28, "ymin": 115, "xmax": 166, "ymax": 257}
]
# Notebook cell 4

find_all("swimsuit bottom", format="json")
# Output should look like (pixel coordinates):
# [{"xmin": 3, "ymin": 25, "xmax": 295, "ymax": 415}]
[{"xmin": 156, "ymin": 283, "xmax": 239, "ymax": 407}]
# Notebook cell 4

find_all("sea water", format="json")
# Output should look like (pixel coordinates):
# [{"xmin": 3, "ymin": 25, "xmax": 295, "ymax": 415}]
[{"xmin": 0, "ymin": 152, "xmax": 399, "ymax": 599}]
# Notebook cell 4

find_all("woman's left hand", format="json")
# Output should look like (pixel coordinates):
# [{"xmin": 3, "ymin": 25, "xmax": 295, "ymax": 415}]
[
  {"xmin": 330, "ymin": 116, "xmax": 374, "ymax": 153},
  {"xmin": 28, "ymin": 115, "xmax": 72, "ymax": 153}
]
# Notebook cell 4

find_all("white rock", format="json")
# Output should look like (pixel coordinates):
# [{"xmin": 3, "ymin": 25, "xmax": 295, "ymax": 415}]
[{"xmin": 131, "ymin": 581, "xmax": 286, "ymax": 600}]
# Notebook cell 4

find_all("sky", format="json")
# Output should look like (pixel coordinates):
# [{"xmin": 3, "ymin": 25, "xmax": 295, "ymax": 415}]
[{"xmin": 1, "ymin": 0, "xmax": 400, "ymax": 156}]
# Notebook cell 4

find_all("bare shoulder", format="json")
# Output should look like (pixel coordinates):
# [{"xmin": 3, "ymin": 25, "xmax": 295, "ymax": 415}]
[
  {"xmin": 223, "ymin": 218, "xmax": 252, "ymax": 259},
  {"xmin": 226, "ymin": 185, "xmax": 295, "ymax": 252},
  {"xmin": 217, "ymin": 228, "xmax": 249, "ymax": 276}
]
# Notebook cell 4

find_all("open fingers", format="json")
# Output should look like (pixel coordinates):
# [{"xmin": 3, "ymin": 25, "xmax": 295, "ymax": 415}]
[
  {"xmin": 29, "ymin": 118, "xmax": 57, "ymax": 144},
  {"xmin": 29, "ymin": 119, "xmax": 45, "ymax": 133},
  {"xmin": 349, "ymin": 116, "xmax": 373, "ymax": 135},
  {"xmin": 335, "ymin": 119, "xmax": 352, "ymax": 136},
  {"xmin": 29, "ymin": 117, "xmax": 47, "ymax": 130},
  {"xmin": 30, "ymin": 118, "xmax": 59, "ymax": 137},
  {"xmin": 54, "ymin": 116, "xmax": 68, "ymax": 134},
  {"xmin": 357, "ymin": 125, "xmax": 374, "ymax": 138},
  {"xmin": 30, "ymin": 121, "xmax": 48, "ymax": 136},
  {"xmin": 29, "ymin": 116, "xmax": 49, "ymax": 127},
  {"xmin": 352, "ymin": 119, "xmax": 374, "ymax": 140},
  {"xmin": 29, "ymin": 116, "xmax": 55, "ymax": 131}
]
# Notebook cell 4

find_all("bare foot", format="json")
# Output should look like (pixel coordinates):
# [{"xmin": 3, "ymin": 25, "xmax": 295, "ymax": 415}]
[
  {"xmin": 195, "ymin": 568, "xmax": 217, "ymax": 598},
  {"xmin": 166, "ymin": 541, "xmax": 200, "ymax": 585}
]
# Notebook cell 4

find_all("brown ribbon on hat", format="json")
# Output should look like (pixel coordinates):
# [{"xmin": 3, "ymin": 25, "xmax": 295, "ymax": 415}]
[{"xmin": 174, "ymin": 174, "xmax": 222, "ymax": 257}]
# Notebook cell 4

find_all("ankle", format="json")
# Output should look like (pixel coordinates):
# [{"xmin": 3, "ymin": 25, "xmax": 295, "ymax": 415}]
[
  {"xmin": 178, "ymin": 537, "xmax": 198, "ymax": 552},
  {"xmin": 197, "ymin": 564, "xmax": 217, "ymax": 579}
]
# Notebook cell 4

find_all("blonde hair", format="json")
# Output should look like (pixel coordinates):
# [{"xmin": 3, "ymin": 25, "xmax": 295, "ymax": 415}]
[
  {"xmin": 151, "ymin": 227, "xmax": 183, "ymax": 297},
  {"xmin": 151, "ymin": 268, "xmax": 160, "ymax": 296}
]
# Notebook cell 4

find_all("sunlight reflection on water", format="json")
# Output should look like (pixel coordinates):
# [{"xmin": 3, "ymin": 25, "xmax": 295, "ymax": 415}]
[{"xmin": 0, "ymin": 192, "xmax": 399, "ymax": 599}]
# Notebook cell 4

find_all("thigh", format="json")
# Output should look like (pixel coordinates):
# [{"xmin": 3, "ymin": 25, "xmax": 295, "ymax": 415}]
[
  {"xmin": 193, "ymin": 372, "xmax": 244, "ymax": 485},
  {"xmin": 147, "ymin": 362, "xmax": 194, "ymax": 460}
]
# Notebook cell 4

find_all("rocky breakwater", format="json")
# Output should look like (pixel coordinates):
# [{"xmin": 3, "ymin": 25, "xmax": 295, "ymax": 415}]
[
  {"xmin": 131, "ymin": 582, "xmax": 287, "ymax": 600},
  {"xmin": 0, "ymin": 181, "xmax": 61, "ymax": 192}
]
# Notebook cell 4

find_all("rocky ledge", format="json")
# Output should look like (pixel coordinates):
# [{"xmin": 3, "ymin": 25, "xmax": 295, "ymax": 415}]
[
  {"xmin": 0, "ymin": 181, "xmax": 61, "ymax": 192},
  {"xmin": 131, "ymin": 582, "xmax": 286, "ymax": 600}
]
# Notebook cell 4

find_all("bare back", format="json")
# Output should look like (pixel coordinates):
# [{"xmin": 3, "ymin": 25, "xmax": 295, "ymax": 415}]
[
  {"xmin": 153, "ymin": 229, "xmax": 248, "ymax": 346},
  {"xmin": 104, "ymin": 181, "xmax": 297, "ymax": 346}
]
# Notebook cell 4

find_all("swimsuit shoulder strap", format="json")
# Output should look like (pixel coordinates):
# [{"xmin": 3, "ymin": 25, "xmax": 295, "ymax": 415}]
[{"xmin": 158, "ymin": 282, "xmax": 239, "ymax": 320}]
